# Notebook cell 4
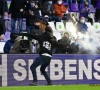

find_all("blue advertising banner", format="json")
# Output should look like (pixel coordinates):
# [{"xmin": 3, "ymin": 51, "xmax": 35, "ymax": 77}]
[{"xmin": 0, "ymin": 54, "xmax": 100, "ymax": 86}]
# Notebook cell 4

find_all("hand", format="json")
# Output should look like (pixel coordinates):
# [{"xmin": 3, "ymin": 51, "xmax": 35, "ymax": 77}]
[
  {"xmin": 62, "ymin": 13, "xmax": 65, "ymax": 16},
  {"xmin": 52, "ymin": 11, "xmax": 55, "ymax": 14},
  {"xmin": 35, "ymin": 5, "xmax": 38, "ymax": 8},
  {"xmin": 87, "ymin": 8, "xmax": 90, "ymax": 11},
  {"xmin": 8, "ymin": 14, "xmax": 11, "ymax": 18},
  {"xmin": 4, "ymin": 12, "xmax": 8, "ymax": 16},
  {"xmin": 20, "ymin": 9, "xmax": 23, "ymax": 12},
  {"xmin": 0, "ymin": 35, "xmax": 4, "ymax": 40},
  {"xmin": 29, "ymin": 10, "xmax": 34, "ymax": 15},
  {"xmin": 49, "ymin": 11, "xmax": 52, "ymax": 14}
]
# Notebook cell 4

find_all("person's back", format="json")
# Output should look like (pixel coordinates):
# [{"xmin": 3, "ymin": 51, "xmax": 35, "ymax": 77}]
[
  {"xmin": 4, "ymin": 40, "xmax": 14, "ymax": 53},
  {"xmin": 4, "ymin": 33, "xmax": 17, "ymax": 53}
]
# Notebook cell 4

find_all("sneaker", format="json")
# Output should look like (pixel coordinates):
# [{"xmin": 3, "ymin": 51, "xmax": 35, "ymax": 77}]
[
  {"xmin": 29, "ymin": 82, "xmax": 38, "ymax": 86},
  {"xmin": 46, "ymin": 83, "xmax": 52, "ymax": 86}
]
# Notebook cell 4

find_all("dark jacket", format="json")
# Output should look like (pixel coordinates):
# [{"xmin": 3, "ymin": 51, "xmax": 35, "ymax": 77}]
[
  {"xmin": 41, "ymin": 1, "xmax": 55, "ymax": 16},
  {"xmin": 25, "ymin": 5, "xmax": 40, "ymax": 25},
  {"xmin": 3, "ymin": 40, "xmax": 14, "ymax": 53},
  {"xmin": 56, "ymin": 36, "xmax": 71, "ymax": 53},
  {"xmin": 9, "ymin": 0, "xmax": 26, "ymax": 18},
  {"xmin": 0, "ymin": 0, "xmax": 8, "ymax": 15},
  {"xmin": 94, "ymin": 0, "xmax": 100, "ymax": 9},
  {"xmin": 76, "ymin": 22, "xmax": 88, "ymax": 32},
  {"xmin": 69, "ymin": 43, "xmax": 79, "ymax": 54},
  {"xmin": 30, "ymin": 26, "xmax": 43, "ymax": 35}
]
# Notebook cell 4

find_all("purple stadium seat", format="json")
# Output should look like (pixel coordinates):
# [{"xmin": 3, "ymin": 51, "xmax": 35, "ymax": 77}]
[
  {"xmin": 22, "ymin": 21, "xmax": 26, "ymax": 31},
  {"xmin": 62, "ymin": 2, "xmax": 68, "ymax": 6},
  {"xmin": 89, "ymin": 5, "xmax": 95, "ymax": 13},
  {"xmin": 70, "ymin": 3, "xmax": 79, "ymax": 12},
  {"xmin": 79, "ymin": 4, "xmax": 84, "ymax": 10},
  {"xmin": 62, "ymin": 3, "xmax": 71, "ymax": 12}
]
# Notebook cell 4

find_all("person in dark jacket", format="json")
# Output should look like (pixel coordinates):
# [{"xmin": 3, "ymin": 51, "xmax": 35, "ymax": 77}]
[
  {"xmin": 41, "ymin": 0, "xmax": 55, "ymax": 21},
  {"xmin": 69, "ymin": 38, "xmax": 79, "ymax": 54},
  {"xmin": 94, "ymin": 0, "xmax": 100, "ymax": 22},
  {"xmin": 8, "ymin": 0, "xmax": 26, "ymax": 33},
  {"xmin": 56, "ymin": 32, "xmax": 71, "ymax": 53},
  {"xmin": 3, "ymin": 33, "xmax": 17, "ymax": 53},
  {"xmin": 31, "ymin": 19, "xmax": 43, "ymax": 35},
  {"xmin": 0, "ymin": 0, "xmax": 8, "ymax": 40},
  {"xmin": 25, "ymin": 1, "xmax": 40, "ymax": 34},
  {"xmin": 15, "ymin": 27, "xmax": 65, "ymax": 86},
  {"xmin": 76, "ymin": 16, "xmax": 88, "ymax": 33}
]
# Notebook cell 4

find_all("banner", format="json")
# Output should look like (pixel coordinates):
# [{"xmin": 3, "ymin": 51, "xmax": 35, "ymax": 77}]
[{"xmin": 0, "ymin": 54, "xmax": 100, "ymax": 86}]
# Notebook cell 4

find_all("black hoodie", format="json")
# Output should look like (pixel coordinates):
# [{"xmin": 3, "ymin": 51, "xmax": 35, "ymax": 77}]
[
  {"xmin": 17, "ymin": 32, "xmax": 64, "ymax": 56},
  {"xmin": 9, "ymin": 0, "xmax": 26, "ymax": 18}
]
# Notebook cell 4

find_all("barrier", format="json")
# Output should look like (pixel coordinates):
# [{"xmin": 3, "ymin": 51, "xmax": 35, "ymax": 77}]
[{"xmin": 0, "ymin": 54, "xmax": 100, "ymax": 86}]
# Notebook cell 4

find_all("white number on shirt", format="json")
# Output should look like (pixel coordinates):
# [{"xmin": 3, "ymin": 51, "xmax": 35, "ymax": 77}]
[{"xmin": 43, "ymin": 41, "xmax": 51, "ymax": 50}]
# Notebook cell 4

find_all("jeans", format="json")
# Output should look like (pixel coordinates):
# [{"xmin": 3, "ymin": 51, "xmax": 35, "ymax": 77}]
[
  {"xmin": 11, "ymin": 18, "xmax": 23, "ymax": 33},
  {"xmin": 51, "ymin": 15, "xmax": 62, "ymax": 22},
  {"xmin": 26, "ymin": 25, "xmax": 35, "ymax": 33},
  {"xmin": 26, "ymin": 25, "xmax": 35, "ymax": 40},
  {"xmin": 30, "ymin": 55, "xmax": 51, "ymax": 84}
]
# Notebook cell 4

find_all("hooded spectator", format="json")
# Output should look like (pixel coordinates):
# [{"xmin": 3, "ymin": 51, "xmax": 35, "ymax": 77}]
[{"xmin": 3, "ymin": 33, "xmax": 17, "ymax": 53}]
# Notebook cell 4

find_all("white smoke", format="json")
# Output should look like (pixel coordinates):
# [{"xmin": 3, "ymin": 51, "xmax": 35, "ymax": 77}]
[{"xmin": 69, "ymin": 28, "xmax": 100, "ymax": 54}]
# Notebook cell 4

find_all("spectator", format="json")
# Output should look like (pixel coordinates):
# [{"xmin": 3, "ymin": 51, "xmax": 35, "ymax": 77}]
[
  {"xmin": 76, "ymin": 16, "xmax": 88, "ymax": 33},
  {"xmin": 0, "ymin": 0, "xmax": 8, "ymax": 40},
  {"xmin": 39, "ymin": 19, "xmax": 52, "ymax": 33},
  {"xmin": 80, "ymin": 1, "xmax": 93, "ymax": 25},
  {"xmin": 3, "ymin": 33, "xmax": 17, "ymax": 53},
  {"xmin": 41, "ymin": 0, "xmax": 56, "ymax": 21},
  {"xmin": 43, "ymin": 15, "xmax": 50, "ymax": 24},
  {"xmin": 25, "ymin": 1, "xmax": 40, "ymax": 34},
  {"xmin": 31, "ymin": 19, "xmax": 43, "ymax": 35},
  {"xmin": 54, "ymin": 0, "xmax": 69, "ymax": 21},
  {"xmin": 94, "ymin": 0, "xmax": 100, "ymax": 22},
  {"xmin": 8, "ymin": 0, "xmax": 26, "ymax": 33},
  {"xmin": 34, "ymin": 0, "xmax": 43, "ymax": 8},
  {"xmin": 56, "ymin": 32, "xmax": 71, "ymax": 53},
  {"xmin": 69, "ymin": 38, "xmax": 79, "ymax": 54}
]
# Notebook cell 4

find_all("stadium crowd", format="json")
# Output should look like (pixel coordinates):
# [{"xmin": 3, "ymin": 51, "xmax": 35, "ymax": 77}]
[{"xmin": 0, "ymin": 0, "xmax": 100, "ymax": 54}]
